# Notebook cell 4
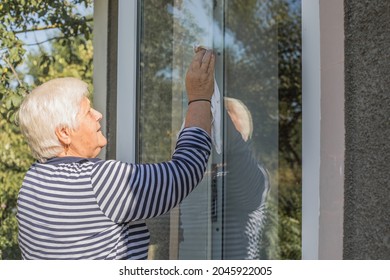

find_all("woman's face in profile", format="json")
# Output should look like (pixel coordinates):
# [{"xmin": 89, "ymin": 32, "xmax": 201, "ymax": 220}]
[{"xmin": 68, "ymin": 97, "xmax": 107, "ymax": 158}]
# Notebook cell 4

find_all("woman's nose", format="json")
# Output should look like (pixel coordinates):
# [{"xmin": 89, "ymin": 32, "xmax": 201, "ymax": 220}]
[{"xmin": 92, "ymin": 108, "xmax": 103, "ymax": 121}]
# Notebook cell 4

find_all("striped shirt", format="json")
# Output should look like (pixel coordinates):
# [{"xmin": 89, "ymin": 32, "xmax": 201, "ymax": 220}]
[{"xmin": 17, "ymin": 127, "xmax": 211, "ymax": 259}]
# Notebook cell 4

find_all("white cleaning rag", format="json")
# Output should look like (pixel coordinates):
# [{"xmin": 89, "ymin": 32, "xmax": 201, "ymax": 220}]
[{"xmin": 209, "ymin": 80, "xmax": 222, "ymax": 154}]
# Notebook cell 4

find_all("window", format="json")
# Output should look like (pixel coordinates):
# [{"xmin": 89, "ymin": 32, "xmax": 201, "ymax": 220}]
[{"xmin": 137, "ymin": 0, "xmax": 302, "ymax": 259}]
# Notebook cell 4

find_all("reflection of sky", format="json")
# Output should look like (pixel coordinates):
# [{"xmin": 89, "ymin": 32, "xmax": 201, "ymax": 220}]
[
  {"xmin": 168, "ymin": 0, "xmax": 238, "ymax": 55},
  {"xmin": 160, "ymin": 0, "xmax": 244, "ymax": 82},
  {"xmin": 174, "ymin": 0, "xmax": 301, "ymax": 59},
  {"xmin": 169, "ymin": 0, "xmax": 213, "ymax": 47}
]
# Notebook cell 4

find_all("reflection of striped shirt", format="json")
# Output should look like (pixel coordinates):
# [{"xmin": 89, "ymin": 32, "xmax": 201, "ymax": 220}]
[{"xmin": 17, "ymin": 128, "xmax": 211, "ymax": 260}]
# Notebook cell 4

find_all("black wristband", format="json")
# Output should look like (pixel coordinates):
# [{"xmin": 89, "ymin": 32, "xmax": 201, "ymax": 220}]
[{"xmin": 188, "ymin": 99, "xmax": 211, "ymax": 105}]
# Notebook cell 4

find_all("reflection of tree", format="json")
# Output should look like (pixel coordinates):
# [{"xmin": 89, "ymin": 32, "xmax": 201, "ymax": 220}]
[
  {"xmin": 139, "ymin": 0, "xmax": 302, "ymax": 259},
  {"xmin": 138, "ymin": 0, "xmax": 173, "ymax": 260},
  {"xmin": 139, "ymin": 0, "xmax": 173, "ymax": 163},
  {"xmin": 276, "ymin": 1, "xmax": 302, "ymax": 260},
  {"xmin": 277, "ymin": 1, "xmax": 302, "ymax": 170}
]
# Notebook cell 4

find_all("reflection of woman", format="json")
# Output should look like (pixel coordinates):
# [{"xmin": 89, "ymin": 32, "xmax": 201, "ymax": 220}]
[
  {"xmin": 225, "ymin": 97, "xmax": 253, "ymax": 142},
  {"xmin": 16, "ymin": 49, "xmax": 215, "ymax": 259},
  {"xmin": 223, "ymin": 97, "xmax": 270, "ymax": 259}
]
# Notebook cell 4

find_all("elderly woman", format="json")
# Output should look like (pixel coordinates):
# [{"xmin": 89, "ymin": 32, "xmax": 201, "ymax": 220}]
[{"xmin": 16, "ymin": 49, "xmax": 215, "ymax": 259}]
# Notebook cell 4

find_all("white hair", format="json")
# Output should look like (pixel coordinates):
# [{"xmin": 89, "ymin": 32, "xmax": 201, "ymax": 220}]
[{"xmin": 17, "ymin": 77, "xmax": 89, "ymax": 163}]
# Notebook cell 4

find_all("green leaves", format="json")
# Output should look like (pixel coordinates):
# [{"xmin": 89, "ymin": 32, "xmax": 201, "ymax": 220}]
[{"xmin": 0, "ymin": 119, "xmax": 34, "ymax": 260}]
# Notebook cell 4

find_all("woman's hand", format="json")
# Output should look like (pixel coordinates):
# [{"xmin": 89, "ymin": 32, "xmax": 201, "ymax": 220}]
[
  {"xmin": 184, "ymin": 48, "xmax": 215, "ymax": 135},
  {"xmin": 185, "ymin": 48, "xmax": 215, "ymax": 102}
]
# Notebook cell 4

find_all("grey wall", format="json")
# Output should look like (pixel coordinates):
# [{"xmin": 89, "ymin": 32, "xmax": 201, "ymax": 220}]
[{"xmin": 344, "ymin": 0, "xmax": 390, "ymax": 259}]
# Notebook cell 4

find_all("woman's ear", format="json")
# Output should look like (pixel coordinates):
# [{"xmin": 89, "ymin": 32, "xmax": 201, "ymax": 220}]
[{"xmin": 55, "ymin": 126, "xmax": 72, "ymax": 145}]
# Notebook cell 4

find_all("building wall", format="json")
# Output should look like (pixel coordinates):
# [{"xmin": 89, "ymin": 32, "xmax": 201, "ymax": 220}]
[{"xmin": 344, "ymin": 0, "xmax": 390, "ymax": 259}]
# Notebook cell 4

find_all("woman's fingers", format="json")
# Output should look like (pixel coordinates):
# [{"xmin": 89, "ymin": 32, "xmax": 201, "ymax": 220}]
[
  {"xmin": 191, "ymin": 48, "xmax": 215, "ymax": 72},
  {"xmin": 191, "ymin": 49, "xmax": 207, "ymax": 70},
  {"xmin": 204, "ymin": 50, "xmax": 215, "ymax": 74},
  {"xmin": 199, "ymin": 50, "xmax": 211, "ymax": 72}
]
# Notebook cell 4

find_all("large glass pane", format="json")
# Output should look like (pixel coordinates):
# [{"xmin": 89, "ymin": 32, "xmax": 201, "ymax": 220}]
[{"xmin": 138, "ymin": 0, "xmax": 302, "ymax": 259}]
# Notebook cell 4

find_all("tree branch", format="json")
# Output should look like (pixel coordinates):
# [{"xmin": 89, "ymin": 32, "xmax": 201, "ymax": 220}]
[
  {"xmin": 13, "ymin": 24, "xmax": 61, "ymax": 34},
  {"xmin": 13, "ymin": 17, "xmax": 93, "ymax": 34},
  {"xmin": 2, "ymin": 54, "xmax": 23, "ymax": 87},
  {"xmin": 23, "ymin": 36, "xmax": 67, "ymax": 46}
]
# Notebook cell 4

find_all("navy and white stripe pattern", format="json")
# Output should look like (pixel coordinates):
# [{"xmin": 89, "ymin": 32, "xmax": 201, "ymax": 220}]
[{"xmin": 17, "ymin": 127, "xmax": 211, "ymax": 259}]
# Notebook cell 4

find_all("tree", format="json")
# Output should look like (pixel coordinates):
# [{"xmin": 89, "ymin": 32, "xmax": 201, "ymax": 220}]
[
  {"xmin": 0, "ymin": 0, "xmax": 93, "ymax": 259},
  {"xmin": 0, "ymin": 118, "xmax": 34, "ymax": 259}
]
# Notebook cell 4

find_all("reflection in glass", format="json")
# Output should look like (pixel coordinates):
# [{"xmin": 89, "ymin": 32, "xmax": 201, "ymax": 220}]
[
  {"xmin": 138, "ymin": 0, "xmax": 302, "ymax": 259},
  {"xmin": 222, "ymin": 98, "xmax": 271, "ymax": 259}
]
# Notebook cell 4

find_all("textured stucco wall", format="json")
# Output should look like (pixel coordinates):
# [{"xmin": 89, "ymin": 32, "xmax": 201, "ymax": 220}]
[{"xmin": 344, "ymin": 0, "xmax": 390, "ymax": 259}]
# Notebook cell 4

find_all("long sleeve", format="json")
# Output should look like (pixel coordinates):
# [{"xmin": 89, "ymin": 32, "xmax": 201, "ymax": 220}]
[{"xmin": 90, "ymin": 127, "xmax": 211, "ymax": 223}]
